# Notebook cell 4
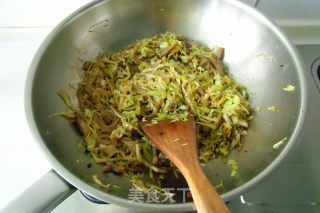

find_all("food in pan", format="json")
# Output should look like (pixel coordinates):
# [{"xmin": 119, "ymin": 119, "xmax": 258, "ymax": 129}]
[{"xmin": 57, "ymin": 32, "xmax": 251, "ymax": 189}]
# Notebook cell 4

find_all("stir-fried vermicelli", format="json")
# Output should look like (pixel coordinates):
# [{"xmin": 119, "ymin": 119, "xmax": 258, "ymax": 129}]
[{"xmin": 58, "ymin": 32, "xmax": 250, "ymax": 188}]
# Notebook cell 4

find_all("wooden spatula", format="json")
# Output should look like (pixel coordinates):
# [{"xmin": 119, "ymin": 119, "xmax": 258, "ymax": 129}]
[{"xmin": 140, "ymin": 117, "xmax": 230, "ymax": 213}]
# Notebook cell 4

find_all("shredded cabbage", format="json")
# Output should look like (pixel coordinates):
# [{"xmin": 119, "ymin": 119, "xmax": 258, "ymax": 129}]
[
  {"xmin": 273, "ymin": 137, "xmax": 287, "ymax": 149},
  {"xmin": 283, "ymin": 84, "xmax": 295, "ymax": 92},
  {"xmin": 59, "ymin": 32, "xmax": 251, "ymax": 189},
  {"xmin": 267, "ymin": 106, "xmax": 277, "ymax": 112},
  {"xmin": 227, "ymin": 159, "xmax": 238, "ymax": 177}
]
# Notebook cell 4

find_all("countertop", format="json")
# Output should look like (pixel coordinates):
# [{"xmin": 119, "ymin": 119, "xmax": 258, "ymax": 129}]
[{"xmin": 0, "ymin": 0, "xmax": 90, "ymax": 209}]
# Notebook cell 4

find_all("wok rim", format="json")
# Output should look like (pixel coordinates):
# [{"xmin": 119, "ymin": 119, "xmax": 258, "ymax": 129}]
[{"xmin": 24, "ymin": 0, "xmax": 308, "ymax": 211}]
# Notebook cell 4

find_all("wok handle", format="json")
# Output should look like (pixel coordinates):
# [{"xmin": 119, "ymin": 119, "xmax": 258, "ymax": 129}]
[{"xmin": 1, "ymin": 170, "xmax": 76, "ymax": 213}]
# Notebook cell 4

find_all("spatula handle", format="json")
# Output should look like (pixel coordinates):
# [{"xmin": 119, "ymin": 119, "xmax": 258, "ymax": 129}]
[{"xmin": 183, "ymin": 163, "xmax": 230, "ymax": 213}]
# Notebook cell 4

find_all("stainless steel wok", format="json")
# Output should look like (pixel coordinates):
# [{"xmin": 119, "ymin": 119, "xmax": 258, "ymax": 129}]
[{"xmin": 10, "ymin": 0, "xmax": 309, "ymax": 212}]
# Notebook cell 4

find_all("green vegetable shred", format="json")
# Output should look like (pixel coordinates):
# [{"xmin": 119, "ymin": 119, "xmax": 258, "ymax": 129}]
[{"xmin": 58, "ymin": 32, "xmax": 251, "ymax": 190}]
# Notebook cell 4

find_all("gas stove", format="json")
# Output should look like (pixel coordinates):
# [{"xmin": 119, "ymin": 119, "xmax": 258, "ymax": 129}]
[{"xmin": 50, "ymin": 45, "xmax": 320, "ymax": 213}]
